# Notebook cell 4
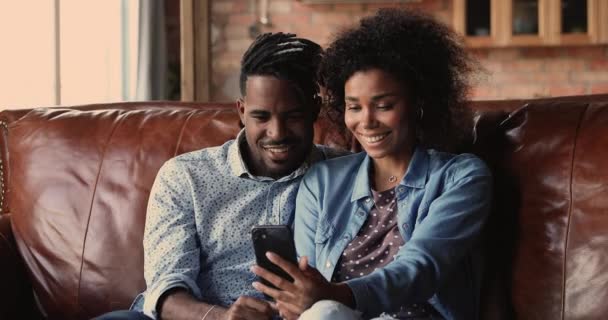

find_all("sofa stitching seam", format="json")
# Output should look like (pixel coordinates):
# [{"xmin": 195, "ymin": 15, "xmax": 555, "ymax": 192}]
[
  {"xmin": 173, "ymin": 110, "xmax": 198, "ymax": 157},
  {"xmin": 561, "ymin": 103, "xmax": 588, "ymax": 320},
  {"xmin": 76, "ymin": 112, "xmax": 124, "ymax": 315}
]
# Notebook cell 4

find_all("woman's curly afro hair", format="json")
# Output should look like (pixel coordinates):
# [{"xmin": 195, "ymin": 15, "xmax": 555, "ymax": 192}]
[{"xmin": 320, "ymin": 8, "xmax": 478, "ymax": 151}]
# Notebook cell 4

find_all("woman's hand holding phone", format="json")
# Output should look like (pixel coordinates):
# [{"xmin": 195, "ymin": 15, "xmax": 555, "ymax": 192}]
[{"xmin": 250, "ymin": 254, "xmax": 355, "ymax": 320}]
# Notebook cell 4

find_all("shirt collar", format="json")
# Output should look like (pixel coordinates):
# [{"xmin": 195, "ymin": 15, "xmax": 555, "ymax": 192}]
[
  {"xmin": 351, "ymin": 146, "xmax": 429, "ymax": 202},
  {"xmin": 351, "ymin": 155, "xmax": 373, "ymax": 202},
  {"xmin": 227, "ymin": 129, "xmax": 249, "ymax": 177},
  {"xmin": 402, "ymin": 147, "xmax": 428, "ymax": 189},
  {"xmin": 227, "ymin": 129, "xmax": 324, "ymax": 182}
]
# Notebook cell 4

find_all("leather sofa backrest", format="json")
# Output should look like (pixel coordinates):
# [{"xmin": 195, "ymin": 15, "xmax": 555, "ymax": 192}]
[
  {"xmin": 0, "ymin": 102, "xmax": 350, "ymax": 319},
  {"xmin": 1, "ymin": 94, "xmax": 607, "ymax": 319},
  {"xmin": 468, "ymin": 95, "xmax": 608, "ymax": 320},
  {"xmin": 496, "ymin": 100, "xmax": 608, "ymax": 319}
]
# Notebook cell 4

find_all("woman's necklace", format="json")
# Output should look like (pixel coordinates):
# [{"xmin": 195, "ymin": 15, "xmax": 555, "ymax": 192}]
[{"xmin": 388, "ymin": 175, "xmax": 397, "ymax": 183}]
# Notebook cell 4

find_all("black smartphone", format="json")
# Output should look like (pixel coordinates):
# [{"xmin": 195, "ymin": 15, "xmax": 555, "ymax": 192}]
[{"xmin": 251, "ymin": 225, "xmax": 298, "ymax": 291}]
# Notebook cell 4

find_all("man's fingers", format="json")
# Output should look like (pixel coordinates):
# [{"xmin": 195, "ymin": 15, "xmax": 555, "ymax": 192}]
[
  {"xmin": 269, "ymin": 301, "xmax": 279, "ymax": 312},
  {"xmin": 233, "ymin": 296, "xmax": 274, "ymax": 314}
]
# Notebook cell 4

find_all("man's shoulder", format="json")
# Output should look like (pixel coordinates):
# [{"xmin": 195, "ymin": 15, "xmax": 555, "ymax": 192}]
[
  {"xmin": 165, "ymin": 140, "xmax": 235, "ymax": 171},
  {"xmin": 177, "ymin": 140, "xmax": 233, "ymax": 161}
]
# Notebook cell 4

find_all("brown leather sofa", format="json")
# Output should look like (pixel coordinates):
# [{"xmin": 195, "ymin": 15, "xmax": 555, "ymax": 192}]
[{"xmin": 1, "ymin": 94, "xmax": 607, "ymax": 320}]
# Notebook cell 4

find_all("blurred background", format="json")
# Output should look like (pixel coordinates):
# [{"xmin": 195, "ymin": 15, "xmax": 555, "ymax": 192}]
[{"xmin": 1, "ymin": 0, "xmax": 607, "ymax": 109}]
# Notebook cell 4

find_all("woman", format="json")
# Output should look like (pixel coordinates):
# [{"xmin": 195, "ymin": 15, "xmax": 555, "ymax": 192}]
[{"xmin": 251, "ymin": 9, "xmax": 492, "ymax": 320}]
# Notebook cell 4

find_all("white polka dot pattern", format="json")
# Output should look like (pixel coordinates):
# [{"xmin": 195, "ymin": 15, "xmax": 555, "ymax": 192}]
[{"xmin": 332, "ymin": 187, "xmax": 404, "ymax": 282}]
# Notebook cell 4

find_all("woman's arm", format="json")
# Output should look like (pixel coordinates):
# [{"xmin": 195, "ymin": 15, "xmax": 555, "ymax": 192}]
[
  {"xmin": 293, "ymin": 173, "xmax": 321, "ymax": 268},
  {"xmin": 251, "ymin": 167, "xmax": 355, "ymax": 318},
  {"xmin": 345, "ymin": 156, "xmax": 493, "ymax": 316}
]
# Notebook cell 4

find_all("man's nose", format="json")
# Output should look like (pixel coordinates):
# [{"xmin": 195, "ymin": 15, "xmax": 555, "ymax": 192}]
[{"xmin": 267, "ymin": 118, "xmax": 287, "ymax": 140}]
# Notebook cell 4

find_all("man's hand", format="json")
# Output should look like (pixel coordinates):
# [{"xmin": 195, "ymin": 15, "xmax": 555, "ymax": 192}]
[
  {"xmin": 251, "ymin": 253, "xmax": 354, "ymax": 318},
  {"xmin": 224, "ymin": 296, "xmax": 276, "ymax": 320},
  {"xmin": 158, "ymin": 289, "xmax": 274, "ymax": 320}
]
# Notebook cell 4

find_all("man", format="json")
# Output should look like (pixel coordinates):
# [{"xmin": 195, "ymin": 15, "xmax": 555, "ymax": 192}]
[{"xmin": 96, "ymin": 33, "xmax": 338, "ymax": 320}]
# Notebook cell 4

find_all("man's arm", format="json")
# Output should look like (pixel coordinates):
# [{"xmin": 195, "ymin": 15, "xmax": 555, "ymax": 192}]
[
  {"xmin": 141, "ymin": 160, "xmax": 205, "ymax": 319},
  {"xmin": 158, "ymin": 289, "xmax": 223, "ymax": 320},
  {"xmin": 159, "ymin": 289, "xmax": 275, "ymax": 320},
  {"xmin": 145, "ymin": 160, "xmax": 275, "ymax": 320}
]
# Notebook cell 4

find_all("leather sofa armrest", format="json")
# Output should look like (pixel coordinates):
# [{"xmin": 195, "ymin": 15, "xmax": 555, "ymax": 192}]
[{"xmin": 0, "ymin": 214, "xmax": 42, "ymax": 319}]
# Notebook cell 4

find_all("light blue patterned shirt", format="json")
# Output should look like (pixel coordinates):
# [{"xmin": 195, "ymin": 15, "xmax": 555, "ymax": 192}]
[{"xmin": 131, "ymin": 129, "xmax": 339, "ymax": 319}]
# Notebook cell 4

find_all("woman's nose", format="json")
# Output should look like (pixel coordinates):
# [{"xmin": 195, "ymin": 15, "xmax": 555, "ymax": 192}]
[{"xmin": 361, "ymin": 108, "xmax": 378, "ymax": 129}]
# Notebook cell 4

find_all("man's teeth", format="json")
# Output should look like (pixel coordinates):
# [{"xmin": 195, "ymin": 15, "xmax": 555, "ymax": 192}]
[
  {"xmin": 363, "ymin": 133, "xmax": 388, "ymax": 143},
  {"xmin": 265, "ymin": 146, "xmax": 289, "ymax": 153}
]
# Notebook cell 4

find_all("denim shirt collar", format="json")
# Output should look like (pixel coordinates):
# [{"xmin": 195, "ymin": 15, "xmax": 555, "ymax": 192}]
[{"xmin": 350, "ymin": 147, "xmax": 429, "ymax": 202}]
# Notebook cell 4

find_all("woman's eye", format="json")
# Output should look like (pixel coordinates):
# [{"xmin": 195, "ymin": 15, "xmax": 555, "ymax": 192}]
[{"xmin": 346, "ymin": 105, "xmax": 361, "ymax": 111}]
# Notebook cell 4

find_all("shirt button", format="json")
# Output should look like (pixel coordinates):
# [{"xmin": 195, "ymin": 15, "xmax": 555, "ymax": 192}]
[
  {"xmin": 397, "ymin": 186, "xmax": 406, "ymax": 193},
  {"xmin": 357, "ymin": 210, "xmax": 365, "ymax": 216},
  {"xmin": 365, "ymin": 198, "xmax": 371, "ymax": 203},
  {"xmin": 326, "ymin": 261, "xmax": 332, "ymax": 269},
  {"xmin": 402, "ymin": 223, "xmax": 408, "ymax": 229}
]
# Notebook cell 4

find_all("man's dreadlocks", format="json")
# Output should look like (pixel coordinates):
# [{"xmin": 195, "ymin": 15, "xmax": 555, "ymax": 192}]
[{"xmin": 240, "ymin": 32, "xmax": 322, "ymax": 107}]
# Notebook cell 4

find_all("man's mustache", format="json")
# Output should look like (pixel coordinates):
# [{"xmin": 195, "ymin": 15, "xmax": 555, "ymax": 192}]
[{"xmin": 260, "ymin": 138, "xmax": 298, "ymax": 147}]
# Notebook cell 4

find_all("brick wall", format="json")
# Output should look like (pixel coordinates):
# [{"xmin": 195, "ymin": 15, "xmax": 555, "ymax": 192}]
[
  {"xmin": 209, "ymin": 0, "xmax": 608, "ymax": 102},
  {"xmin": 471, "ymin": 46, "xmax": 608, "ymax": 99}
]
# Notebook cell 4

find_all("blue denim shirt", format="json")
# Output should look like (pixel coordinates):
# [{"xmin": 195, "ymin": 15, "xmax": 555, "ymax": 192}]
[{"xmin": 294, "ymin": 148, "xmax": 492, "ymax": 320}]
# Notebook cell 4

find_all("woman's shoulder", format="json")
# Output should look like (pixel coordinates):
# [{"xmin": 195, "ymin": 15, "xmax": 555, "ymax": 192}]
[{"xmin": 426, "ymin": 149, "xmax": 491, "ymax": 178}]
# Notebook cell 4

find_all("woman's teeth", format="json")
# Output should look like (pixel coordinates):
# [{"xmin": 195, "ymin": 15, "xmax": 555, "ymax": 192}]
[{"xmin": 363, "ymin": 133, "xmax": 388, "ymax": 143}]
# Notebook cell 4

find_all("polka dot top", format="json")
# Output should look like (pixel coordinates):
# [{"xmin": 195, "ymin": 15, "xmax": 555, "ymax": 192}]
[
  {"xmin": 330, "ymin": 187, "xmax": 437, "ymax": 318},
  {"xmin": 332, "ymin": 187, "xmax": 404, "ymax": 282}
]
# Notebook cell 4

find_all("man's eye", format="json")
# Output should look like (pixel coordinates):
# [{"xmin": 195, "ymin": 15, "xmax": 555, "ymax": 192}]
[{"xmin": 377, "ymin": 104, "xmax": 394, "ymax": 110}]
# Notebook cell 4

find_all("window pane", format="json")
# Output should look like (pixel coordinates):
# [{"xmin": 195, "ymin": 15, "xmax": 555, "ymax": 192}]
[
  {"xmin": 513, "ymin": 0, "xmax": 539, "ymax": 35},
  {"xmin": 60, "ymin": 0, "xmax": 123, "ymax": 105},
  {"xmin": 562, "ymin": 0, "xmax": 587, "ymax": 34},
  {"xmin": 466, "ymin": 0, "xmax": 491, "ymax": 36},
  {"xmin": 0, "ymin": 1, "xmax": 56, "ymax": 108}
]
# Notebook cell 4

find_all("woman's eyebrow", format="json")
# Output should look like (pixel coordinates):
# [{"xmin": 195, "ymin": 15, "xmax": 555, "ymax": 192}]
[{"xmin": 345, "ymin": 92, "xmax": 400, "ymax": 102}]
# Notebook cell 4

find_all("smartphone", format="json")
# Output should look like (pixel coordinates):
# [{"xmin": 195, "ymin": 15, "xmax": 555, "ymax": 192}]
[{"xmin": 251, "ymin": 225, "xmax": 298, "ymax": 291}]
